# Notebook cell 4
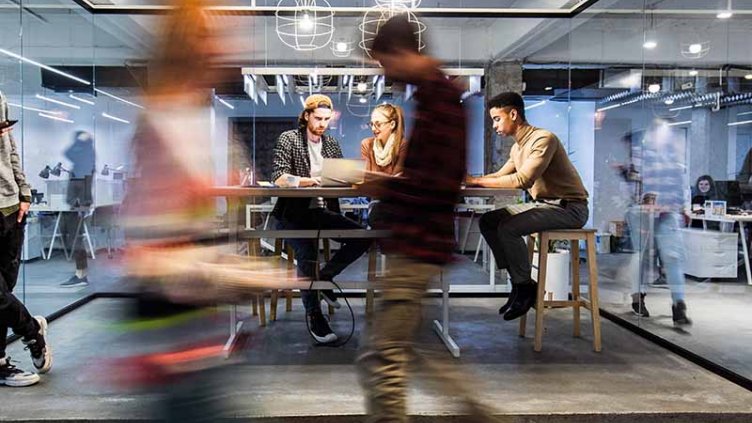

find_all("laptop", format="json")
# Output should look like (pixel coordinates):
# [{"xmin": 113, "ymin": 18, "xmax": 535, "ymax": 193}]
[{"xmin": 320, "ymin": 158, "xmax": 365, "ymax": 186}]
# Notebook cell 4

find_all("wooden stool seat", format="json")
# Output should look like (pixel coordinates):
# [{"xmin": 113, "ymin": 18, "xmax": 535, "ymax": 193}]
[{"xmin": 519, "ymin": 228, "xmax": 602, "ymax": 352}]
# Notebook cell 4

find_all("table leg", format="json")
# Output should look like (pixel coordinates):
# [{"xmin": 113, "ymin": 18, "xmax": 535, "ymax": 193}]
[
  {"xmin": 432, "ymin": 270, "xmax": 460, "ymax": 358},
  {"xmin": 46, "ymin": 212, "xmax": 62, "ymax": 260},
  {"xmin": 739, "ymin": 221, "xmax": 751, "ymax": 286},
  {"xmin": 223, "ymin": 305, "xmax": 244, "ymax": 358}
]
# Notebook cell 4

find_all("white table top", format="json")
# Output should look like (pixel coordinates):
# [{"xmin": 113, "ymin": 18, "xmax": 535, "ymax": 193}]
[{"xmin": 689, "ymin": 213, "xmax": 752, "ymax": 222}]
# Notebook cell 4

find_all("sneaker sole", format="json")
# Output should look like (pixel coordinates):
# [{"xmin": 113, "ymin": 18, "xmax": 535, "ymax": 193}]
[
  {"xmin": 310, "ymin": 332, "xmax": 338, "ymax": 344},
  {"xmin": 0, "ymin": 374, "xmax": 41, "ymax": 387},
  {"xmin": 33, "ymin": 317, "xmax": 52, "ymax": 374},
  {"xmin": 61, "ymin": 282, "xmax": 89, "ymax": 288}
]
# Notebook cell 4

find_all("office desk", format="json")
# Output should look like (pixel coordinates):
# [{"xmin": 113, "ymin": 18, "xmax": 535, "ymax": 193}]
[
  {"xmin": 212, "ymin": 185, "xmax": 517, "ymax": 357},
  {"xmin": 689, "ymin": 213, "xmax": 752, "ymax": 285}
]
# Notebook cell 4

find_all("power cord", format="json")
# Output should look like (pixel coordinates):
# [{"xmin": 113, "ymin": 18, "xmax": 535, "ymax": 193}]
[{"xmin": 303, "ymin": 221, "xmax": 356, "ymax": 348}]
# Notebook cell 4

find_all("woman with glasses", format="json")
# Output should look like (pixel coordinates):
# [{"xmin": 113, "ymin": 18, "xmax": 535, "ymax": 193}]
[
  {"xmin": 360, "ymin": 103, "xmax": 408, "ymax": 176},
  {"xmin": 360, "ymin": 104, "xmax": 409, "ymax": 229}
]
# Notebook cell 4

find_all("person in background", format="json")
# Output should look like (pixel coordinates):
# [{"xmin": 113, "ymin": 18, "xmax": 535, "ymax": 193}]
[
  {"xmin": 360, "ymin": 103, "xmax": 408, "ymax": 229},
  {"xmin": 691, "ymin": 175, "xmax": 717, "ymax": 206},
  {"xmin": 272, "ymin": 94, "xmax": 372, "ymax": 344},
  {"xmin": 466, "ymin": 92, "xmax": 589, "ymax": 322},
  {"xmin": 0, "ymin": 93, "xmax": 52, "ymax": 387},
  {"xmin": 625, "ymin": 121, "xmax": 691, "ymax": 326},
  {"xmin": 61, "ymin": 130, "xmax": 96, "ymax": 288},
  {"xmin": 357, "ymin": 15, "xmax": 498, "ymax": 422}
]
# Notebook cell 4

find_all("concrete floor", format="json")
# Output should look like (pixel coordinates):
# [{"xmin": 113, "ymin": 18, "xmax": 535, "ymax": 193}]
[{"xmin": 2, "ymin": 297, "xmax": 751, "ymax": 422}]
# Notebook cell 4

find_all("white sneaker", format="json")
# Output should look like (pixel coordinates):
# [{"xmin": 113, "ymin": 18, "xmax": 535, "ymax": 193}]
[
  {"xmin": 23, "ymin": 316, "xmax": 52, "ymax": 374},
  {"xmin": 0, "ymin": 356, "xmax": 40, "ymax": 387}
]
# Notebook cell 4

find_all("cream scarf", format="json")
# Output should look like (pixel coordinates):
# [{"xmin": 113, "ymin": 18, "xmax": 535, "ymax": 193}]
[{"xmin": 373, "ymin": 134, "xmax": 396, "ymax": 167}]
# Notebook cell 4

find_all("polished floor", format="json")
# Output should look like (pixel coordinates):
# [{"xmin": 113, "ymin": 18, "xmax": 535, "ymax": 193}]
[{"xmin": 2, "ymin": 297, "xmax": 751, "ymax": 422}]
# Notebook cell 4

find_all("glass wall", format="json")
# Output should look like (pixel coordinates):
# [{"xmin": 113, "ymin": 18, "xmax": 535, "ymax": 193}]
[{"xmin": 3, "ymin": 0, "xmax": 751, "ymax": 382}]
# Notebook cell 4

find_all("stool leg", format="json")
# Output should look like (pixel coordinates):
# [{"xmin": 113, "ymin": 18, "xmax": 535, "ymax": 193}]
[
  {"xmin": 571, "ymin": 239, "xmax": 581, "ymax": 338},
  {"xmin": 586, "ymin": 233, "xmax": 602, "ymax": 352},
  {"xmin": 534, "ymin": 233, "xmax": 550, "ymax": 352},
  {"xmin": 270, "ymin": 290, "xmax": 279, "ymax": 322},
  {"xmin": 285, "ymin": 290, "xmax": 293, "ymax": 312},
  {"xmin": 251, "ymin": 295, "xmax": 259, "ymax": 316},
  {"xmin": 258, "ymin": 294, "xmax": 267, "ymax": 327},
  {"xmin": 519, "ymin": 235, "xmax": 536, "ymax": 338}
]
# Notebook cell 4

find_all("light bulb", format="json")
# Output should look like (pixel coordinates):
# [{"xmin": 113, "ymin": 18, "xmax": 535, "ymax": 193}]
[
  {"xmin": 648, "ymin": 84, "xmax": 661, "ymax": 93},
  {"xmin": 745, "ymin": 74, "xmax": 752, "ymax": 80},
  {"xmin": 335, "ymin": 42, "xmax": 348, "ymax": 52},
  {"xmin": 689, "ymin": 70, "xmax": 698, "ymax": 76},
  {"xmin": 664, "ymin": 98, "xmax": 675, "ymax": 105},
  {"xmin": 689, "ymin": 43, "xmax": 702, "ymax": 54},
  {"xmin": 717, "ymin": 11, "xmax": 733, "ymax": 19},
  {"xmin": 359, "ymin": 97, "xmax": 367, "ymax": 104},
  {"xmin": 643, "ymin": 40, "xmax": 657, "ymax": 49},
  {"xmin": 299, "ymin": 13, "xmax": 314, "ymax": 31},
  {"xmin": 357, "ymin": 82, "xmax": 368, "ymax": 92}
]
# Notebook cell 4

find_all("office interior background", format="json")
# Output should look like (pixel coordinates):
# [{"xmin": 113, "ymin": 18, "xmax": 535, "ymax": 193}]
[{"xmin": 2, "ymin": 0, "xmax": 752, "ymax": 396}]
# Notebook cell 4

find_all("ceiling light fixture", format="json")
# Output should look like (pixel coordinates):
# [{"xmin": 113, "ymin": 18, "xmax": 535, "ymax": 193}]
[
  {"xmin": 648, "ymin": 84, "xmax": 661, "ymax": 93},
  {"xmin": 525, "ymin": 100, "xmax": 546, "ymax": 110},
  {"xmin": 0, "ymin": 48, "xmax": 91, "ymax": 86},
  {"xmin": 728, "ymin": 119, "xmax": 752, "ymax": 127},
  {"xmin": 7, "ymin": 102, "xmax": 59, "ymax": 115},
  {"xmin": 667, "ymin": 120, "xmax": 692, "ymax": 127},
  {"xmin": 94, "ymin": 88, "xmax": 144, "ymax": 109},
  {"xmin": 643, "ymin": 40, "xmax": 657, "ymax": 49},
  {"xmin": 664, "ymin": 98, "xmax": 675, "ymax": 105},
  {"xmin": 68, "ymin": 94, "xmax": 95, "ymax": 105},
  {"xmin": 216, "ymin": 97, "xmax": 235, "ymax": 110},
  {"xmin": 276, "ymin": 0, "xmax": 335, "ymax": 52},
  {"xmin": 357, "ymin": 81, "xmax": 368, "ymax": 92},
  {"xmin": 359, "ymin": 97, "xmax": 367, "ymax": 104},
  {"xmin": 745, "ymin": 74, "xmax": 752, "ymax": 80},
  {"xmin": 101, "ymin": 112, "xmax": 130, "ymax": 124},
  {"xmin": 35, "ymin": 94, "xmax": 80, "ymax": 109},
  {"xmin": 38, "ymin": 112, "xmax": 73, "ymax": 123},
  {"xmin": 688, "ymin": 43, "xmax": 702, "ymax": 54},
  {"xmin": 689, "ymin": 70, "xmax": 699, "ymax": 76}
]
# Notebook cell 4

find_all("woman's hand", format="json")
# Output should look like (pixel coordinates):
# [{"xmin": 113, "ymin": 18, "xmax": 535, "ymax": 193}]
[{"xmin": 298, "ymin": 177, "xmax": 320, "ymax": 187}]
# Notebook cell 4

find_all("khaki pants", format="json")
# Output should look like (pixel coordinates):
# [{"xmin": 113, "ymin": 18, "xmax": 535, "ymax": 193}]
[{"xmin": 356, "ymin": 255, "xmax": 497, "ymax": 423}]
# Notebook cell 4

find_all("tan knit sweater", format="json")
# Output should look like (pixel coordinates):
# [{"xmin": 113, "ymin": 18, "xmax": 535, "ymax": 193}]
[{"xmin": 496, "ymin": 125, "xmax": 588, "ymax": 201}]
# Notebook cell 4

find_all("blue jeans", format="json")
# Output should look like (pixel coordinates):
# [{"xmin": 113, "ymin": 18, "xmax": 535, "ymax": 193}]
[
  {"xmin": 277, "ymin": 208, "xmax": 372, "ymax": 314},
  {"xmin": 626, "ymin": 208, "xmax": 686, "ymax": 304}
]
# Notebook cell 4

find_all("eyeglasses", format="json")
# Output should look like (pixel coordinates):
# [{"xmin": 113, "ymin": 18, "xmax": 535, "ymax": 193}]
[{"xmin": 369, "ymin": 120, "xmax": 391, "ymax": 129}]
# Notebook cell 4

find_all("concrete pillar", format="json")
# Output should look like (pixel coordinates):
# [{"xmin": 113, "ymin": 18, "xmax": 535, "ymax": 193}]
[
  {"xmin": 483, "ymin": 60, "xmax": 523, "ymax": 174},
  {"xmin": 689, "ymin": 108, "xmax": 729, "ymax": 182}
]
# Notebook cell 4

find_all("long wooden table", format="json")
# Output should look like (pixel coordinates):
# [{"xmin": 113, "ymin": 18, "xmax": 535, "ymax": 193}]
[{"xmin": 212, "ymin": 185, "xmax": 518, "ymax": 357}]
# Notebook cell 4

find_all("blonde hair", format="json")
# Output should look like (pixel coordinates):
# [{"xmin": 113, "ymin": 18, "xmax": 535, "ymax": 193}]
[{"xmin": 372, "ymin": 103, "xmax": 405, "ymax": 159}]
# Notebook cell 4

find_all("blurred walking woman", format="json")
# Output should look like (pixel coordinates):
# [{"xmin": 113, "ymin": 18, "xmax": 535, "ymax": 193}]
[{"xmin": 360, "ymin": 103, "xmax": 408, "ymax": 176}]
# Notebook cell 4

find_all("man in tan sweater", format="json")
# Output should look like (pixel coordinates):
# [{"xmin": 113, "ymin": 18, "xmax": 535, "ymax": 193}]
[{"xmin": 466, "ymin": 92, "xmax": 589, "ymax": 321}]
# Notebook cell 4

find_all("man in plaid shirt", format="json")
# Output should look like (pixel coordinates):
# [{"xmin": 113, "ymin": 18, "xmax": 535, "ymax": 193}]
[{"xmin": 272, "ymin": 94, "xmax": 371, "ymax": 344}]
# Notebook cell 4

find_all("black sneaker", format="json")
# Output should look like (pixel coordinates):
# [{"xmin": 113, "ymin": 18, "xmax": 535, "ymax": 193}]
[
  {"xmin": 0, "ymin": 356, "xmax": 40, "ymax": 387},
  {"xmin": 23, "ymin": 316, "xmax": 52, "ymax": 374},
  {"xmin": 307, "ymin": 311, "xmax": 338, "ymax": 344},
  {"xmin": 631, "ymin": 293, "xmax": 650, "ymax": 317},
  {"xmin": 672, "ymin": 301, "xmax": 692, "ymax": 326},
  {"xmin": 61, "ymin": 275, "xmax": 88, "ymax": 288},
  {"xmin": 650, "ymin": 275, "xmax": 667, "ymax": 287},
  {"xmin": 320, "ymin": 289, "xmax": 342, "ymax": 309}
]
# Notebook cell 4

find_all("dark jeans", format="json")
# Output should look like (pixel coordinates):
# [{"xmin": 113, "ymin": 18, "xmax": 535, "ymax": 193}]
[
  {"xmin": 479, "ymin": 201, "xmax": 589, "ymax": 285},
  {"xmin": 277, "ymin": 208, "xmax": 372, "ymax": 314},
  {"xmin": 0, "ymin": 211, "xmax": 38, "ymax": 358},
  {"xmin": 62, "ymin": 211, "xmax": 88, "ymax": 270}
]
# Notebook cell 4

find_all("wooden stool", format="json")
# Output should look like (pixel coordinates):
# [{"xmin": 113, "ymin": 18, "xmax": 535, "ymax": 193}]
[{"xmin": 519, "ymin": 228, "xmax": 602, "ymax": 352}]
